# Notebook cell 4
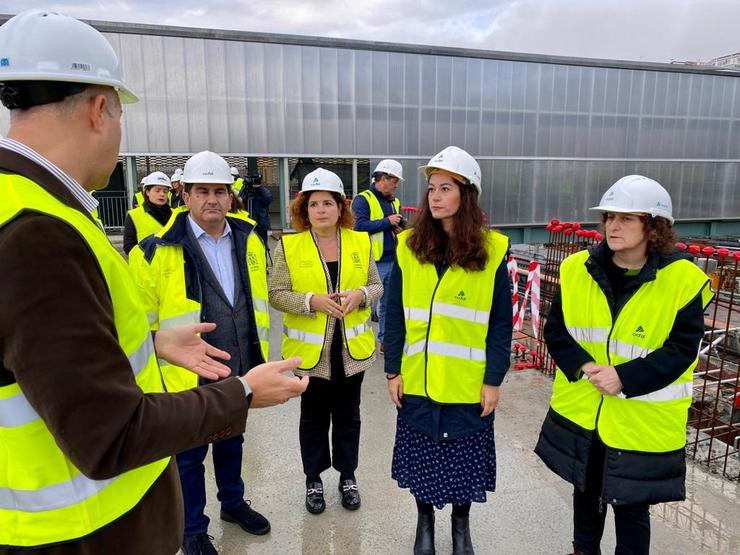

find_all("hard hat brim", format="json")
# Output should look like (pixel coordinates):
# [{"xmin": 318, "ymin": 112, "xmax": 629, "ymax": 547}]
[
  {"xmin": 589, "ymin": 204, "xmax": 674, "ymax": 223},
  {"xmin": 0, "ymin": 72, "xmax": 139, "ymax": 103}
]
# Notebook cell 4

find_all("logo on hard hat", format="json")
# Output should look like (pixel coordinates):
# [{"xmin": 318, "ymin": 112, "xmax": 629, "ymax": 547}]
[
  {"xmin": 71, "ymin": 62, "xmax": 91, "ymax": 72},
  {"xmin": 434, "ymin": 154, "xmax": 444, "ymax": 161},
  {"xmin": 203, "ymin": 171, "xmax": 214, "ymax": 176},
  {"xmin": 312, "ymin": 177, "xmax": 321, "ymax": 185},
  {"xmin": 605, "ymin": 191, "xmax": 616, "ymax": 201},
  {"xmin": 655, "ymin": 201, "xmax": 668, "ymax": 209},
  {"xmin": 0, "ymin": 58, "xmax": 9, "ymax": 67}
]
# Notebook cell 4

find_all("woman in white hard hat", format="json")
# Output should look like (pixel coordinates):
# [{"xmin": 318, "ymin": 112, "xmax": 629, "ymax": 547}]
[
  {"xmin": 535, "ymin": 175, "xmax": 713, "ymax": 555},
  {"xmin": 269, "ymin": 168, "xmax": 382, "ymax": 515},
  {"xmin": 384, "ymin": 146, "xmax": 512, "ymax": 555},
  {"xmin": 122, "ymin": 171, "xmax": 173, "ymax": 254}
]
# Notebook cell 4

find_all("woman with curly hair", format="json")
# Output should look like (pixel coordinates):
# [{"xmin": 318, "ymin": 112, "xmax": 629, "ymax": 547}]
[
  {"xmin": 269, "ymin": 168, "xmax": 382, "ymax": 515},
  {"xmin": 384, "ymin": 146, "xmax": 513, "ymax": 555},
  {"xmin": 535, "ymin": 175, "xmax": 713, "ymax": 555}
]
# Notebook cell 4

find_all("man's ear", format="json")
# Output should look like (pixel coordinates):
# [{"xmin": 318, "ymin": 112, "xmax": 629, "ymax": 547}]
[{"xmin": 87, "ymin": 92, "xmax": 109, "ymax": 133}]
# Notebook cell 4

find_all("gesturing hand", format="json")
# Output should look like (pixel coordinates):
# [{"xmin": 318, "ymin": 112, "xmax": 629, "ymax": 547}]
[
  {"xmin": 388, "ymin": 214, "xmax": 402, "ymax": 227},
  {"xmin": 243, "ymin": 357, "xmax": 309, "ymax": 408},
  {"xmin": 154, "ymin": 323, "xmax": 231, "ymax": 381},
  {"xmin": 338, "ymin": 289, "xmax": 364, "ymax": 317},
  {"xmin": 310, "ymin": 293, "xmax": 344, "ymax": 318}
]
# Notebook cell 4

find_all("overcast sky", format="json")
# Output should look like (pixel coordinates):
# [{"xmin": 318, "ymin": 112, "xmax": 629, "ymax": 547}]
[{"xmin": 2, "ymin": 0, "xmax": 738, "ymax": 64}]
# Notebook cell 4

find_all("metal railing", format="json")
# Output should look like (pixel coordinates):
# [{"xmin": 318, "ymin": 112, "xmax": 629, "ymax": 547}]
[{"xmin": 93, "ymin": 193, "xmax": 129, "ymax": 232}]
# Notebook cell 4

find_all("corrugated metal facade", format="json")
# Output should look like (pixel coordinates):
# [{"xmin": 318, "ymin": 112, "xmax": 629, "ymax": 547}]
[{"xmin": 2, "ymin": 21, "xmax": 739, "ymax": 225}]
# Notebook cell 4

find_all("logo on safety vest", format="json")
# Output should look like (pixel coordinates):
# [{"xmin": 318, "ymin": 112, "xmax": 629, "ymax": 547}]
[
  {"xmin": 248, "ymin": 251, "xmax": 259, "ymax": 271},
  {"xmin": 632, "ymin": 325, "xmax": 646, "ymax": 339},
  {"xmin": 351, "ymin": 252, "xmax": 362, "ymax": 267},
  {"xmin": 455, "ymin": 290, "xmax": 466, "ymax": 301}
]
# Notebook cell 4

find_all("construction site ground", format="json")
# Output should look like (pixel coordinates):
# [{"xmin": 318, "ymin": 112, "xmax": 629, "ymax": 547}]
[{"xmin": 189, "ymin": 308, "xmax": 740, "ymax": 555}]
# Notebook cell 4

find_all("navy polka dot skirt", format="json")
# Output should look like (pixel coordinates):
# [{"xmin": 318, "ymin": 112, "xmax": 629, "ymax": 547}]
[{"xmin": 391, "ymin": 415, "xmax": 496, "ymax": 509}]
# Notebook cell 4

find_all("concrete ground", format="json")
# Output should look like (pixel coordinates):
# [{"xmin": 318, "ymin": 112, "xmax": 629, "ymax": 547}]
[{"xmin": 190, "ymin": 308, "xmax": 740, "ymax": 554}]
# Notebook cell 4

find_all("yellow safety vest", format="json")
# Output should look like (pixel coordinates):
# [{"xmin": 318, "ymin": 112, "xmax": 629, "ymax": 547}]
[
  {"xmin": 128, "ymin": 210, "xmax": 269, "ymax": 393},
  {"xmin": 127, "ymin": 205, "xmax": 165, "ymax": 243},
  {"xmin": 397, "ymin": 229, "xmax": 509, "ymax": 404},
  {"xmin": 281, "ymin": 229, "xmax": 375, "ymax": 369},
  {"xmin": 232, "ymin": 178, "xmax": 244, "ymax": 196},
  {"xmin": 134, "ymin": 190, "xmax": 144, "ymax": 207},
  {"xmin": 357, "ymin": 189, "xmax": 400, "ymax": 261},
  {"xmin": 552, "ymin": 250, "xmax": 713, "ymax": 452},
  {"xmin": 0, "ymin": 174, "xmax": 169, "ymax": 548}
]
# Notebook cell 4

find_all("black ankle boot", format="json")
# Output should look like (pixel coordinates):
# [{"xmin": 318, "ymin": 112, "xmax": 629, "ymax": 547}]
[
  {"xmin": 413, "ymin": 512, "xmax": 435, "ymax": 554},
  {"xmin": 451, "ymin": 514, "xmax": 474, "ymax": 554}
]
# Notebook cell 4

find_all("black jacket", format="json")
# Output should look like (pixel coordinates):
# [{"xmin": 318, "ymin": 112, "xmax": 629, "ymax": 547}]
[{"xmin": 535, "ymin": 241, "xmax": 707, "ymax": 505}]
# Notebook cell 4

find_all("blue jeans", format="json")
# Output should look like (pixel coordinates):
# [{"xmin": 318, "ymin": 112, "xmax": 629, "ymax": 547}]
[
  {"xmin": 176, "ymin": 434, "xmax": 245, "ymax": 536},
  {"xmin": 375, "ymin": 259, "xmax": 394, "ymax": 343}
]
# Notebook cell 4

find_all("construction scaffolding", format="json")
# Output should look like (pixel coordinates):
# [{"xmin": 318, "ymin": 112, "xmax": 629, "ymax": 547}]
[{"xmin": 509, "ymin": 221, "xmax": 740, "ymax": 481}]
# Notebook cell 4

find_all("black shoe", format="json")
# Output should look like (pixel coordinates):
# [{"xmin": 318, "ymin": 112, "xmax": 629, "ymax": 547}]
[
  {"xmin": 451, "ymin": 515, "xmax": 474, "ymax": 554},
  {"xmin": 182, "ymin": 532, "xmax": 218, "ymax": 555},
  {"xmin": 371, "ymin": 313, "xmax": 379, "ymax": 322},
  {"xmin": 305, "ymin": 481, "xmax": 326, "ymax": 514},
  {"xmin": 220, "ymin": 500, "xmax": 271, "ymax": 536},
  {"xmin": 338, "ymin": 479, "xmax": 361, "ymax": 510},
  {"xmin": 413, "ymin": 512, "xmax": 435, "ymax": 554}
]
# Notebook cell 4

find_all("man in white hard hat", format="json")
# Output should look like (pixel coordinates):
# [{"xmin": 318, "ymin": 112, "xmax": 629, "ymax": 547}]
[
  {"xmin": 351, "ymin": 159, "xmax": 404, "ymax": 352},
  {"xmin": 0, "ymin": 10, "xmax": 306, "ymax": 554},
  {"xmin": 129, "ymin": 150, "xmax": 273, "ymax": 554},
  {"xmin": 170, "ymin": 167, "xmax": 185, "ymax": 208}
]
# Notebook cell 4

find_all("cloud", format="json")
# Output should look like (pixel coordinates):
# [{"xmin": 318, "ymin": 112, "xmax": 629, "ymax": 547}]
[{"xmin": 2, "ymin": 0, "xmax": 739, "ymax": 63}]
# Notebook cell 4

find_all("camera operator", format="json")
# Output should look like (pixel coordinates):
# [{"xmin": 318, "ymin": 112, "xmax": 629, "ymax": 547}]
[{"xmin": 239, "ymin": 173, "xmax": 272, "ymax": 247}]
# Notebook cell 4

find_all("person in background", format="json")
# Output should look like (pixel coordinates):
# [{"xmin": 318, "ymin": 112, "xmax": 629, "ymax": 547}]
[
  {"xmin": 535, "ymin": 175, "xmax": 713, "ymax": 555},
  {"xmin": 385, "ymin": 146, "xmax": 512, "ymax": 555},
  {"xmin": 239, "ymin": 172, "xmax": 272, "ymax": 249},
  {"xmin": 170, "ymin": 167, "xmax": 185, "ymax": 208},
  {"xmin": 129, "ymin": 150, "xmax": 272, "ymax": 554},
  {"xmin": 351, "ymin": 159, "xmax": 404, "ymax": 353},
  {"xmin": 269, "ymin": 168, "xmax": 382, "ymax": 516},
  {"xmin": 122, "ymin": 171, "xmax": 172, "ymax": 254}
]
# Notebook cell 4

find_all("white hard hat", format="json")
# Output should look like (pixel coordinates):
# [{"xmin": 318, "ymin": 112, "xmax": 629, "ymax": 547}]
[
  {"xmin": 418, "ymin": 146, "xmax": 482, "ymax": 194},
  {"xmin": 0, "ymin": 10, "xmax": 138, "ymax": 104},
  {"xmin": 372, "ymin": 159, "xmax": 404, "ymax": 181},
  {"xmin": 142, "ymin": 171, "xmax": 172, "ymax": 189},
  {"xmin": 590, "ymin": 175, "xmax": 674, "ymax": 224},
  {"xmin": 230, "ymin": 166, "xmax": 239, "ymax": 177},
  {"xmin": 183, "ymin": 151, "xmax": 234, "ymax": 185},
  {"xmin": 301, "ymin": 168, "xmax": 345, "ymax": 197},
  {"xmin": 170, "ymin": 168, "xmax": 183, "ymax": 182}
]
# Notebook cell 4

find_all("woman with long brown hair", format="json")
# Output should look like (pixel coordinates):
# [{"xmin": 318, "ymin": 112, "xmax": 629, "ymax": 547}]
[
  {"xmin": 384, "ymin": 147, "xmax": 513, "ymax": 555},
  {"xmin": 269, "ymin": 168, "xmax": 383, "ymax": 515}
]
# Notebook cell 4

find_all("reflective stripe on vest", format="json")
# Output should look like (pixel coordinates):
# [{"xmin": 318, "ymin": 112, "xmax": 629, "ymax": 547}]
[
  {"xmin": 128, "ymin": 205, "xmax": 164, "ymax": 243},
  {"xmin": 552, "ymin": 249, "xmax": 713, "ymax": 452},
  {"xmin": 397, "ymin": 229, "xmax": 509, "ymax": 404},
  {"xmin": 128, "ymin": 211, "xmax": 270, "ymax": 393},
  {"xmin": 357, "ymin": 189, "xmax": 400, "ymax": 261},
  {"xmin": 0, "ymin": 174, "xmax": 169, "ymax": 547},
  {"xmin": 281, "ymin": 229, "xmax": 375, "ymax": 369}
]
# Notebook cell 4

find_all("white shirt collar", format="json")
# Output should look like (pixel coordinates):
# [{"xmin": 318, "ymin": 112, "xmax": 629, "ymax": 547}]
[{"xmin": 187, "ymin": 214, "xmax": 231, "ymax": 240}]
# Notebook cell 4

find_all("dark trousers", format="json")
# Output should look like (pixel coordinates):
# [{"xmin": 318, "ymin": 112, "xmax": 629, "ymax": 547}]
[
  {"xmin": 176, "ymin": 434, "xmax": 245, "ymax": 536},
  {"xmin": 299, "ymin": 371, "xmax": 364, "ymax": 481},
  {"xmin": 574, "ymin": 438, "xmax": 650, "ymax": 555}
]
